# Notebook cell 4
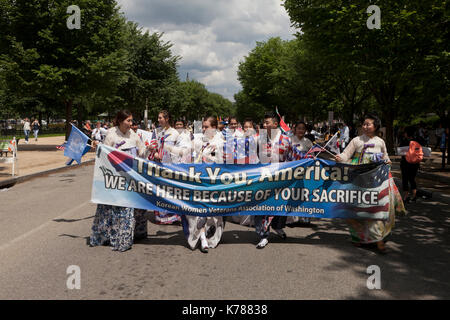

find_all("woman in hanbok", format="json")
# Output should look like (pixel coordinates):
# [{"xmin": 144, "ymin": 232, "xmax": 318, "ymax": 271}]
[
  {"xmin": 286, "ymin": 121, "xmax": 313, "ymax": 225},
  {"xmin": 228, "ymin": 119, "xmax": 259, "ymax": 227},
  {"xmin": 335, "ymin": 114, "xmax": 405, "ymax": 253},
  {"xmin": 90, "ymin": 110, "xmax": 151, "ymax": 252},
  {"xmin": 149, "ymin": 110, "xmax": 181, "ymax": 225},
  {"xmin": 181, "ymin": 116, "xmax": 225, "ymax": 253}
]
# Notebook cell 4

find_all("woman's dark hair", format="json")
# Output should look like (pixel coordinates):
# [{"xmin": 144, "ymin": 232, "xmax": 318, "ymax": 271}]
[
  {"xmin": 294, "ymin": 121, "xmax": 307, "ymax": 130},
  {"xmin": 243, "ymin": 118, "xmax": 254, "ymax": 128},
  {"xmin": 113, "ymin": 110, "xmax": 132, "ymax": 127},
  {"xmin": 204, "ymin": 116, "xmax": 218, "ymax": 128},
  {"xmin": 175, "ymin": 119, "xmax": 186, "ymax": 127},
  {"xmin": 363, "ymin": 113, "xmax": 381, "ymax": 131}
]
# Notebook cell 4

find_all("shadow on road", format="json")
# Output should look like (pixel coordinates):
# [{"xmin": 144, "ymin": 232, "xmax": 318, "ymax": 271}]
[
  {"xmin": 53, "ymin": 216, "xmax": 94, "ymax": 223},
  {"xmin": 59, "ymin": 198, "xmax": 449, "ymax": 299},
  {"xmin": 306, "ymin": 199, "xmax": 450, "ymax": 299}
]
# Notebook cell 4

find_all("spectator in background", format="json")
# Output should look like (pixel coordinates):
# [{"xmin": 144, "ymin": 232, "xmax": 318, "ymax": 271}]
[
  {"xmin": 340, "ymin": 122, "xmax": 350, "ymax": 152},
  {"xmin": 91, "ymin": 121, "xmax": 107, "ymax": 142},
  {"xmin": 83, "ymin": 120, "xmax": 92, "ymax": 136},
  {"xmin": 441, "ymin": 127, "xmax": 449, "ymax": 169},
  {"xmin": 435, "ymin": 123, "xmax": 445, "ymax": 150},
  {"xmin": 305, "ymin": 123, "xmax": 316, "ymax": 143},
  {"xmin": 400, "ymin": 127, "xmax": 420, "ymax": 203},
  {"xmin": 32, "ymin": 119, "xmax": 40, "ymax": 141},
  {"xmin": 217, "ymin": 121, "xmax": 225, "ymax": 132},
  {"xmin": 130, "ymin": 120, "xmax": 139, "ymax": 133},
  {"xmin": 417, "ymin": 122, "xmax": 428, "ymax": 146},
  {"xmin": 23, "ymin": 118, "xmax": 31, "ymax": 144}
]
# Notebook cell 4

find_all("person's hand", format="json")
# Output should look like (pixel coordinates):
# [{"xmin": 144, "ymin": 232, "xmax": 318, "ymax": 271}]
[
  {"xmin": 335, "ymin": 155, "xmax": 342, "ymax": 162},
  {"xmin": 153, "ymin": 153, "xmax": 161, "ymax": 161},
  {"xmin": 385, "ymin": 159, "xmax": 392, "ymax": 165},
  {"xmin": 91, "ymin": 140, "xmax": 100, "ymax": 150}
]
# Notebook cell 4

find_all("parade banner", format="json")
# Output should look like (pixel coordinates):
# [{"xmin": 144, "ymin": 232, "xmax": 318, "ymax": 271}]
[{"xmin": 91, "ymin": 144, "xmax": 393, "ymax": 219}]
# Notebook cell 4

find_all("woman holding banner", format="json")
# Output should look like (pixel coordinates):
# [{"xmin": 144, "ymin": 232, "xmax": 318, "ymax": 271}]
[
  {"xmin": 335, "ymin": 114, "xmax": 405, "ymax": 253},
  {"xmin": 286, "ymin": 121, "xmax": 314, "ymax": 225},
  {"xmin": 181, "ymin": 116, "xmax": 225, "ymax": 253},
  {"xmin": 228, "ymin": 119, "xmax": 260, "ymax": 227},
  {"xmin": 148, "ymin": 110, "xmax": 181, "ymax": 225},
  {"xmin": 89, "ymin": 110, "xmax": 150, "ymax": 252}
]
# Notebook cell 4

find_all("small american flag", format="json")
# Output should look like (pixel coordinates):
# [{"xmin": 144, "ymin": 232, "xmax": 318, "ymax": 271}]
[
  {"xmin": 305, "ymin": 144, "xmax": 325, "ymax": 156},
  {"xmin": 56, "ymin": 143, "xmax": 66, "ymax": 151},
  {"xmin": 147, "ymin": 130, "xmax": 158, "ymax": 160}
]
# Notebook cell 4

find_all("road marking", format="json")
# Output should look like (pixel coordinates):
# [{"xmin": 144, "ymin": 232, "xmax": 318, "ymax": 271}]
[{"xmin": 0, "ymin": 201, "xmax": 90, "ymax": 252}]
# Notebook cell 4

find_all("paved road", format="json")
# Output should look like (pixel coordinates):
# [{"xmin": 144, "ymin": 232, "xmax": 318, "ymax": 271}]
[{"xmin": 0, "ymin": 164, "xmax": 449, "ymax": 299}]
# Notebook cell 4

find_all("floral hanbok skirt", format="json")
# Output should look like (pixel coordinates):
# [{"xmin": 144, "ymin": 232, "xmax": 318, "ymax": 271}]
[{"xmin": 90, "ymin": 205, "xmax": 148, "ymax": 251}]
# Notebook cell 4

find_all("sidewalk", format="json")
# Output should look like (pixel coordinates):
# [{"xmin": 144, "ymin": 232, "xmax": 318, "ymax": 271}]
[
  {"xmin": 0, "ymin": 136, "xmax": 96, "ymax": 183},
  {"xmin": 391, "ymin": 151, "xmax": 450, "ymax": 183}
]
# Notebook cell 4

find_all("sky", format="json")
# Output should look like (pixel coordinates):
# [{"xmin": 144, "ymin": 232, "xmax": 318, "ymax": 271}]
[{"xmin": 116, "ymin": 0, "xmax": 296, "ymax": 101}]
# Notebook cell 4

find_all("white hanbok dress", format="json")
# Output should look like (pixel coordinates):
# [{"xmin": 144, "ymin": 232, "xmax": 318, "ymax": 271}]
[{"xmin": 181, "ymin": 131, "xmax": 225, "ymax": 250}]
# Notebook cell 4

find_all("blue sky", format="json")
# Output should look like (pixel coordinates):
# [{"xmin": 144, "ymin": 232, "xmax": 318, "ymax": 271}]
[{"xmin": 116, "ymin": 0, "xmax": 296, "ymax": 101}]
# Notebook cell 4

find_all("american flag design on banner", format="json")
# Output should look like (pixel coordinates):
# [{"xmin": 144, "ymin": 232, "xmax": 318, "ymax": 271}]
[{"xmin": 334, "ymin": 162, "xmax": 391, "ymax": 219}]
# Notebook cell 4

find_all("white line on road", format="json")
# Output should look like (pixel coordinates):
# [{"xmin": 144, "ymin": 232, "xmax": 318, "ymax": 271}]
[{"xmin": 0, "ymin": 201, "xmax": 90, "ymax": 252}]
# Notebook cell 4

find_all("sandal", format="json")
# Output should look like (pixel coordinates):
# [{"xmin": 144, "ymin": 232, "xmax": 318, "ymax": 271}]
[{"xmin": 376, "ymin": 241, "xmax": 387, "ymax": 254}]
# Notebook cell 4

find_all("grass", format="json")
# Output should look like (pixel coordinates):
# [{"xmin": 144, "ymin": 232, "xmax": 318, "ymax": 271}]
[{"xmin": 0, "ymin": 133, "xmax": 65, "ymax": 140}]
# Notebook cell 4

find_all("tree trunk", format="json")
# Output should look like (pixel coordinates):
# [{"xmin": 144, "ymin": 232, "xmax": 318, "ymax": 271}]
[
  {"xmin": 65, "ymin": 100, "xmax": 73, "ymax": 141},
  {"xmin": 77, "ymin": 104, "xmax": 84, "ymax": 130},
  {"xmin": 384, "ymin": 109, "xmax": 395, "ymax": 154}
]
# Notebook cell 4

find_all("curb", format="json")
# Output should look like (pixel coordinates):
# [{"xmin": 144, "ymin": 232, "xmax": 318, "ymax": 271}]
[{"xmin": 0, "ymin": 159, "xmax": 95, "ymax": 189}]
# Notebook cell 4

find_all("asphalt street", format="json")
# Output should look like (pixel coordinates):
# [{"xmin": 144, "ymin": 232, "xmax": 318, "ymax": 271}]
[{"xmin": 0, "ymin": 164, "xmax": 449, "ymax": 299}]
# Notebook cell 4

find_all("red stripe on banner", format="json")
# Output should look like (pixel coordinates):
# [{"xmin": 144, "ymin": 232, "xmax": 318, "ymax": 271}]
[{"xmin": 378, "ymin": 186, "xmax": 390, "ymax": 200}]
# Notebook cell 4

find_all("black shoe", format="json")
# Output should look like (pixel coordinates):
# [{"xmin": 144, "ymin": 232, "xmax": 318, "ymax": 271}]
[{"xmin": 273, "ymin": 228, "xmax": 287, "ymax": 239}]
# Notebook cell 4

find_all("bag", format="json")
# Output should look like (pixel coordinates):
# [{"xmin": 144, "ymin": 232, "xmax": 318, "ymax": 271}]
[{"xmin": 405, "ymin": 140, "xmax": 423, "ymax": 164}]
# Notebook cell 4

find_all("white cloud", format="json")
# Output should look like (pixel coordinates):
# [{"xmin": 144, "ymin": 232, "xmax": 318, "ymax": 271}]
[{"xmin": 116, "ymin": 0, "xmax": 296, "ymax": 101}]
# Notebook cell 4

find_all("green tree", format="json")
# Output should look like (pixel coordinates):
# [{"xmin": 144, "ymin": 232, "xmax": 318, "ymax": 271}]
[
  {"xmin": 1, "ymin": 0, "xmax": 130, "ymax": 138},
  {"xmin": 284, "ymin": 0, "xmax": 449, "ymax": 152}
]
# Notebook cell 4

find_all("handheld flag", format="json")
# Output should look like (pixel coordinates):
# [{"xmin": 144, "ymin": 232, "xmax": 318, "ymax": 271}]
[
  {"xmin": 64, "ymin": 124, "xmax": 90, "ymax": 164},
  {"xmin": 275, "ymin": 106, "xmax": 291, "ymax": 136},
  {"xmin": 324, "ymin": 131, "xmax": 340, "ymax": 155}
]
